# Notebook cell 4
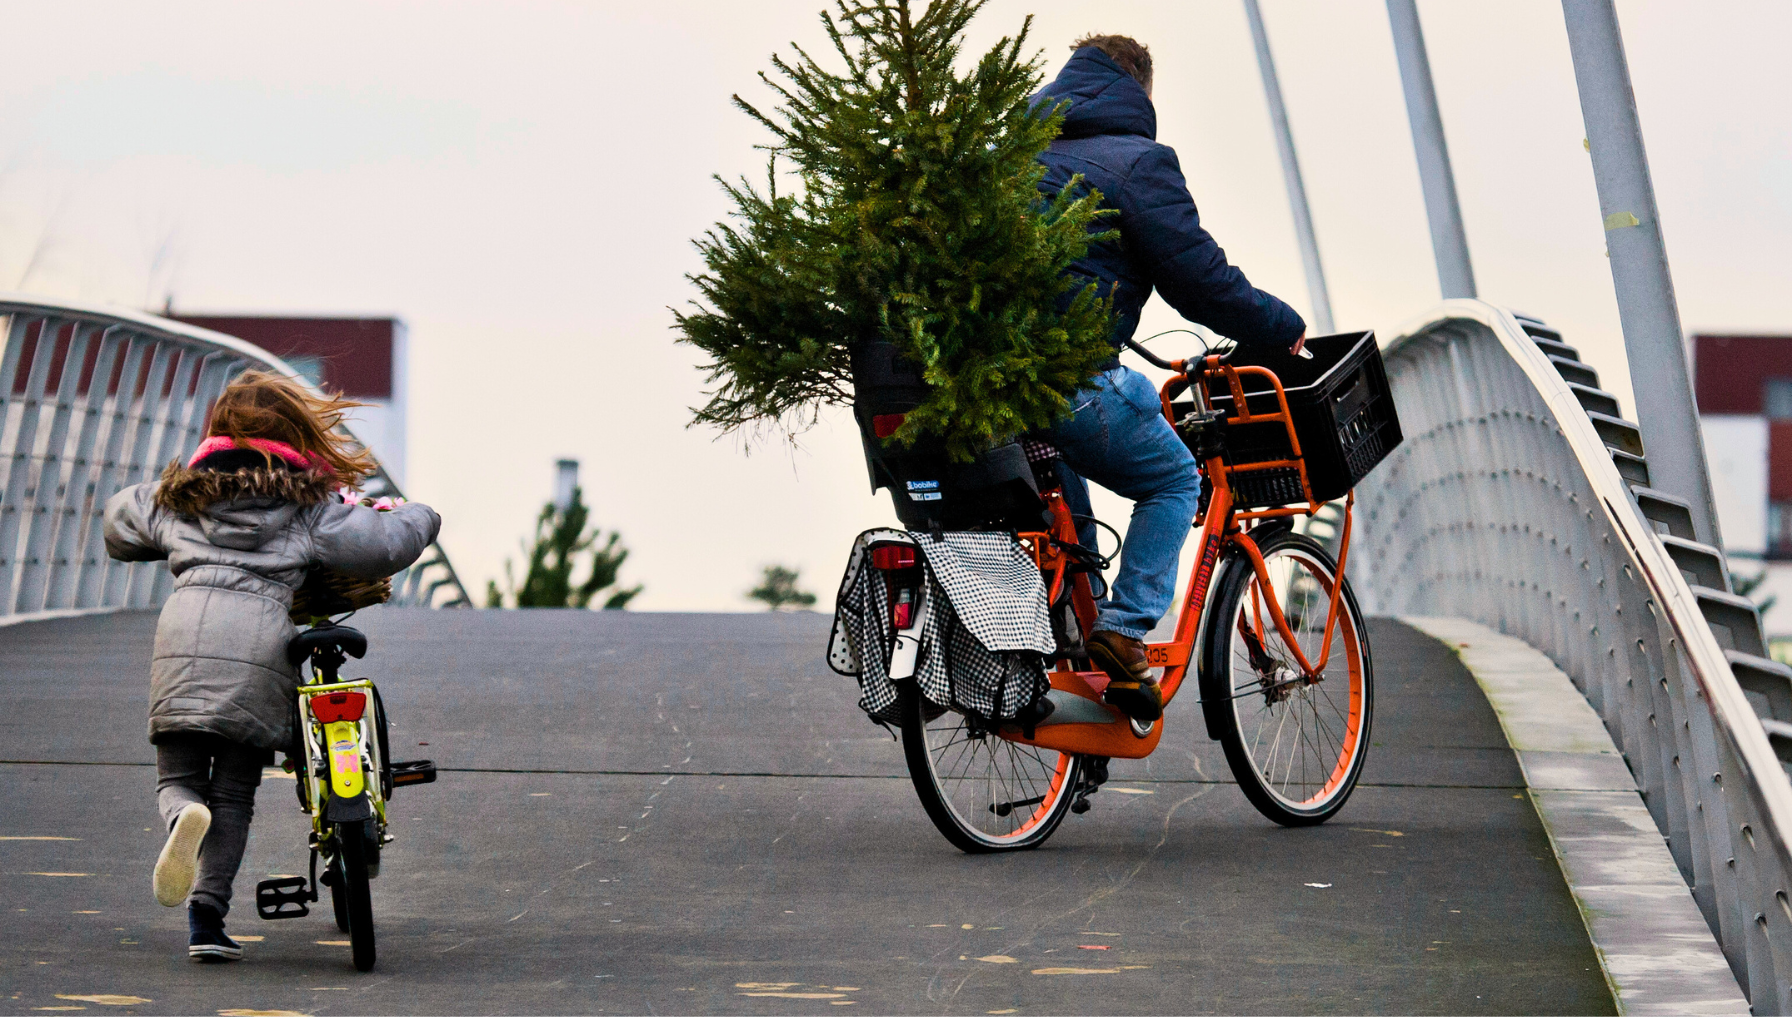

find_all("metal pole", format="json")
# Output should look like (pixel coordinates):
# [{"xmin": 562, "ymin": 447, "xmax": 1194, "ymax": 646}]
[
  {"xmin": 1385, "ymin": 0, "xmax": 1477, "ymax": 299},
  {"xmin": 1242, "ymin": 0, "xmax": 1333, "ymax": 335},
  {"xmin": 1561, "ymin": 0, "xmax": 1721, "ymax": 548}
]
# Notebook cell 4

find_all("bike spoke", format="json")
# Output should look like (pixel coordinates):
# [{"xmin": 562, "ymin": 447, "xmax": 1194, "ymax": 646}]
[
  {"xmin": 919, "ymin": 698, "xmax": 1071, "ymax": 843},
  {"xmin": 1227, "ymin": 545, "xmax": 1365, "ymax": 815}
]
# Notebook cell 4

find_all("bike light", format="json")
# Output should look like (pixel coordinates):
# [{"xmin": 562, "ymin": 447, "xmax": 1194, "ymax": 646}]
[
  {"xmin": 892, "ymin": 587, "xmax": 915, "ymax": 630},
  {"xmin": 311, "ymin": 691, "xmax": 367, "ymax": 724},
  {"xmin": 870, "ymin": 545, "xmax": 918, "ymax": 570},
  {"xmin": 872, "ymin": 413, "xmax": 906, "ymax": 438}
]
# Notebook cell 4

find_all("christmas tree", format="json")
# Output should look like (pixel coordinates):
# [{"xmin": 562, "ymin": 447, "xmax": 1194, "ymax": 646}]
[{"xmin": 675, "ymin": 0, "xmax": 1116, "ymax": 461}]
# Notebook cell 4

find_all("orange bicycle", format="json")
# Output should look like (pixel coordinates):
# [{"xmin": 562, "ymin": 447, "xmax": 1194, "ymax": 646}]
[{"xmin": 850, "ymin": 332, "xmax": 1401, "ymax": 851}]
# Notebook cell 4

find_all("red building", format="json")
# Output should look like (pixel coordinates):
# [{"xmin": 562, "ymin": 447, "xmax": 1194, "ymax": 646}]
[{"xmin": 172, "ymin": 314, "xmax": 410, "ymax": 486}]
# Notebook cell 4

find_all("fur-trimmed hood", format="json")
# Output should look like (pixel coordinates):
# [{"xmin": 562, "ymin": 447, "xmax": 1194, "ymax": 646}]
[
  {"xmin": 153, "ymin": 460, "xmax": 334, "ymax": 517},
  {"xmin": 154, "ymin": 438, "xmax": 335, "ymax": 553}
]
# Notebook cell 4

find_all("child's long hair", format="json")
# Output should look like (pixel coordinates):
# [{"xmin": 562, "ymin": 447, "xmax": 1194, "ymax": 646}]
[{"xmin": 207, "ymin": 370, "xmax": 378, "ymax": 488}]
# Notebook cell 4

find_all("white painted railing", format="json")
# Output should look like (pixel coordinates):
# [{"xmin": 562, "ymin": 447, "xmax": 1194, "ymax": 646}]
[{"xmin": 1348, "ymin": 299, "xmax": 1792, "ymax": 1010}]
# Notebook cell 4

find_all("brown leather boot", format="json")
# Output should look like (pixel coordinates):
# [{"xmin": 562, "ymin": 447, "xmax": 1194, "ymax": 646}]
[{"xmin": 1088, "ymin": 630, "xmax": 1162, "ymax": 722}]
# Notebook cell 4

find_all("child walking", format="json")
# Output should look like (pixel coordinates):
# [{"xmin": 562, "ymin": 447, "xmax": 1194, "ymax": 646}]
[{"xmin": 104, "ymin": 371, "xmax": 441, "ymax": 962}]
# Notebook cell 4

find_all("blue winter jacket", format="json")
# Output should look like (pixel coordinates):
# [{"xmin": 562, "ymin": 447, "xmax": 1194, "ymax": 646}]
[{"xmin": 1034, "ymin": 48, "xmax": 1305, "ymax": 352}]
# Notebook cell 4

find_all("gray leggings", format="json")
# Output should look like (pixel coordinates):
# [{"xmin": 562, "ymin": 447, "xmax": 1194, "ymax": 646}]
[{"xmin": 155, "ymin": 735, "xmax": 266, "ymax": 915}]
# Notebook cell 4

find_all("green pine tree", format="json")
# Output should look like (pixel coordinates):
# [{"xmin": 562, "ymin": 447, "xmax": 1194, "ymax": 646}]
[
  {"xmin": 748, "ymin": 565, "xmax": 819, "ymax": 610},
  {"xmin": 489, "ymin": 488, "xmax": 643, "ymax": 610},
  {"xmin": 1734, "ymin": 568, "xmax": 1778, "ymax": 616},
  {"xmin": 675, "ymin": 0, "xmax": 1116, "ymax": 461}
]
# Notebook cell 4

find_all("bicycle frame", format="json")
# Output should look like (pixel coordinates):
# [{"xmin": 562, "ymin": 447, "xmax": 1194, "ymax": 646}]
[{"xmin": 1001, "ymin": 354, "xmax": 1356, "ymax": 760}]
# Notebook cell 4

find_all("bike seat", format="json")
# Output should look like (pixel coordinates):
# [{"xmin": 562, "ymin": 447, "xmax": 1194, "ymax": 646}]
[{"xmin": 286, "ymin": 625, "xmax": 368, "ymax": 666}]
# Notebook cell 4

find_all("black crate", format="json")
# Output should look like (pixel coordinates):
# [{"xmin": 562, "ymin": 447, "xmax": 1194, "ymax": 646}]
[
  {"xmin": 850, "ymin": 342, "xmax": 1044, "ymax": 531},
  {"xmin": 1196, "ymin": 330, "xmax": 1403, "ymax": 509}
]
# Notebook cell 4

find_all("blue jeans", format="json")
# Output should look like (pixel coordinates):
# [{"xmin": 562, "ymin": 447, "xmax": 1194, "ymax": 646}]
[{"xmin": 1040, "ymin": 366, "xmax": 1202, "ymax": 639}]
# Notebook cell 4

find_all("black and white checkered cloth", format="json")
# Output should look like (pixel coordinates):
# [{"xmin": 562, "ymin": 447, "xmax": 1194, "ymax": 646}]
[{"xmin": 829, "ymin": 528, "xmax": 1053, "ymax": 724}]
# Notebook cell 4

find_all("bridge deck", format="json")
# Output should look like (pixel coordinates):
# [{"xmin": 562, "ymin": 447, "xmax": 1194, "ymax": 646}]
[{"xmin": 0, "ymin": 611, "xmax": 1613, "ymax": 1015}]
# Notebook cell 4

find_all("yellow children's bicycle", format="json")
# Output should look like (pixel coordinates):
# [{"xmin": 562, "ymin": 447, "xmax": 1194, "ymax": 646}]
[{"xmin": 252, "ymin": 622, "xmax": 437, "ymax": 972}]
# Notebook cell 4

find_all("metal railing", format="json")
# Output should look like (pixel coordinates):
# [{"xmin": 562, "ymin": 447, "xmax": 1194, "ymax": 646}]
[
  {"xmin": 0, "ymin": 293, "xmax": 469, "ymax": 619},
  {"xmin": 1345, "ymin": 298, "xmax": 1792, "ymax": 1010}
]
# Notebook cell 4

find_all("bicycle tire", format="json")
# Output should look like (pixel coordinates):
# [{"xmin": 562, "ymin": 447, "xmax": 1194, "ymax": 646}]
[
  {"xmin": 329, "ymin": 869, "xmax": 349, "ymax": 933},
  {"xmin": 1199, "ymin": 528, "xmax": 1373, "ymax": 826},
  {"xmin": 898, "ymin": 682, "xmax": 1081, "ymax": 853},
  {"xmin": 333, "ymin": 824, "xmax": 377, "ymax": 971}
]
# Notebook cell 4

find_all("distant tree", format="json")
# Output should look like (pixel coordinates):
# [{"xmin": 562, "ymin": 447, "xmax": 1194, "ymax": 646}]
[
  {"xmin": 488, "ymin": 487, "xmax": 642, "ymax": 609},
  {"xmin": 748, "ymin": 565, "xmax": 817, "ymax": 611},
  {"xmin": 1735, "ymin": 568, "xmax": 1778, "ymax": 616}
]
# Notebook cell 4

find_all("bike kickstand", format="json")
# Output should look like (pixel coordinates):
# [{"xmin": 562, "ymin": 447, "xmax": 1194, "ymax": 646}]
[{"xmin": 1070, "ymin": 755, "xmax": 1111, "ymax": 815}]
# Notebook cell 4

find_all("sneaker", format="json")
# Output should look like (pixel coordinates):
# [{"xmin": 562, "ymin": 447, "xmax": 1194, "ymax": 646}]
[
  {"xmin": 153, "ymin": 804, "xmax": 211, "ymax": 907},
  {"xmin": 188, "ymin": 902, "xmax": 243, "ymax": 962},
  {"xmin": 1088, "ymin": 630, "xmax": 1163, "ymax": 722}
]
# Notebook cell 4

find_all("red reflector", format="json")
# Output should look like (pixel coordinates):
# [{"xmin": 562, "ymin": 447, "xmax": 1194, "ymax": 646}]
[
  {"xmin": 870, "ymin": 545, "xmax": 917, "ymax": 570},
  {"xmin": 892, "ymin": 585, "xmax": 916, "ymax": 629},
  {"xmin": 311, "ymin": 691, "xmax": 366, "ymax": 724},
  {"xmin": 872, "ymin": 414, "xmax": 906, "ymax": 438}
]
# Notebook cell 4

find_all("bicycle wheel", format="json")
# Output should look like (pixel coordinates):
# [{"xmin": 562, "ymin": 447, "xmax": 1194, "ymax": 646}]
[
  {"xmin": 328, "ymin": 868, "xmax": 350, "ymax": 932},
  {"xmin": 1199, "ymin": 527, "xmax": 1372, "ymax": 826},
  {"xmin": 899, "ymin": 682, "xmax": 1082, "ymax": 853},
  {"xmin": 332, "ymin": 824, "xmax": 377, "ymax": 971}
]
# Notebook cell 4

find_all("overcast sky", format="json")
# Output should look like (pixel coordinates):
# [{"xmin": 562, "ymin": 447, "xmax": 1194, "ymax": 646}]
[{"xmin": 0, "ymin": 1, "xmax": 1785, "ymax": 610}]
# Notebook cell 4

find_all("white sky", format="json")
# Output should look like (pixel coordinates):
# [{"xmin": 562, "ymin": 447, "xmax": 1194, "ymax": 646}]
[{"xmin": 0, "ymin": 1, "xmax": 1785, "ymax": 610}]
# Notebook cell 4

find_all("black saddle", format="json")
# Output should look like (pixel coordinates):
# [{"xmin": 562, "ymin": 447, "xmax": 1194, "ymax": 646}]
[{"xmin": 285, "ymin": 624, "xmax": 367, "ymax": 667}]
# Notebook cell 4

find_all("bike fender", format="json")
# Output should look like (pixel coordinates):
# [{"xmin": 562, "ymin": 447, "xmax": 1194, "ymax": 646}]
[
  {"xmin": 323, "ymin": 719, "xmax": 365, "ymax": 799},
  {"xmin": 325, "ymin": 791, "xmax": 374, "ymax": 823}
]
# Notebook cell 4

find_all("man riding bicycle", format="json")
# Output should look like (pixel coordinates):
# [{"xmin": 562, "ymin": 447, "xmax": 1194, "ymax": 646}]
[{"xmin": 1033, "ymin": 35, "xmax": 1307, "ymax": 723}]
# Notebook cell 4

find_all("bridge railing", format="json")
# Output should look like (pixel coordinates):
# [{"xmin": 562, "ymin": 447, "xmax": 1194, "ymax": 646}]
[
  {"xmin": 0, "ymin": 294, "xmax": 469, "ymax": 620},
  {"xmin": 1347, "ymin": 299, "xmax": 1792, "ymax": 1010}
]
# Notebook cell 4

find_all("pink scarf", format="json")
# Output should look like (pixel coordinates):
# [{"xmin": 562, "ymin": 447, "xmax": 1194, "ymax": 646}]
[{"xmin": 186, "ymin": 435, "xmax": 327, "ymax": 473}]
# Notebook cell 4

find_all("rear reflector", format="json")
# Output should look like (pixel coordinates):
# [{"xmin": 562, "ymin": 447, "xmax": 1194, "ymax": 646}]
[
  {"xmin": 311, "ymin": 691, "xmax": 367, "ymax": 724},
  {"xmin": 872, "ymin": 414, "xmax": 906, "ymax": 438},
  {"xmin": 892, "ymin": 587, "xmax": 915, "ymax": 629},
  {"xmin": 870, "ymin": 545, "xmax": 918, "ymax": 570}
]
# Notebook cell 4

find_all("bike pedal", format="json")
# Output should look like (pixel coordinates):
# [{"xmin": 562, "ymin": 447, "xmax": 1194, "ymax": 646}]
[
  {"xmin": 255, "ymin": 876, "xmax": 312, "ymax": 920},
  {"xmin": 390, "ymin": 759, "xmax": 437, "ymax": 787}
]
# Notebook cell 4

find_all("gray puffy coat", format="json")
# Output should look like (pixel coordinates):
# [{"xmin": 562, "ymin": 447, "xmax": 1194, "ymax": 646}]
[{"xmin": 104, "ymin": 464, "xmax": 441, "ymax": 750}]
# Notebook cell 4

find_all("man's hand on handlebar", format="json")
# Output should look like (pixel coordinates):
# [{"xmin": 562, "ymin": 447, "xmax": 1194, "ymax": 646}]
[{"xmin": 1289, "ymin": 332, "xmax": 1308, "ymax": 358}]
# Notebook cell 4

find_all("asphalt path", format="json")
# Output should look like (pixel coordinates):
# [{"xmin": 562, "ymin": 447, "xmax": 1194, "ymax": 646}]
[{"xmin": 0, "ymin": 610, "xmax": 1614, "ymax": 1016}]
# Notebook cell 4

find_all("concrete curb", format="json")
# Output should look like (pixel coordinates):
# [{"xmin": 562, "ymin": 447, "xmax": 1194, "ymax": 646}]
[
  {"xmin": 1402, "ymin": 615, "xmax": 1748, "ymax": 1016},
  {"xmin": 0, "ymin": 607, "xmax": 124, "ymax": 629}
]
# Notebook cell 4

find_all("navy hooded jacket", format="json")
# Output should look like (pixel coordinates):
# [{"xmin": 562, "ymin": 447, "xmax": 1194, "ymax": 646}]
[{"xmin": 1035, "ymin": 48, "xmax": 1305, "ymax": 352}]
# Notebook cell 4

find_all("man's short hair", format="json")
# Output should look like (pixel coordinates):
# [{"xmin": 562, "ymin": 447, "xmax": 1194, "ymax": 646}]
[{"xmin": 1072, "ymin": 34, "xmax": 1152, "ymax": 93}]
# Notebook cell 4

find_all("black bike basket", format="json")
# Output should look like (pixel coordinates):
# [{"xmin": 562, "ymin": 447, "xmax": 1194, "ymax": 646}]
[
  {"xmin": 850, "ymin": 341, "xmax": 1044, "ymax": 531},
  {"xmin": 1192, "ymin": 330, "xmax": 1403, "ymax": 509}
]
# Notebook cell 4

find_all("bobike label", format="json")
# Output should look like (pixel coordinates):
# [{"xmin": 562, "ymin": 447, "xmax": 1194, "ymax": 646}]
[{"xmin": 907, "ymin": 479, "xmax": 942, "ymax": 502}]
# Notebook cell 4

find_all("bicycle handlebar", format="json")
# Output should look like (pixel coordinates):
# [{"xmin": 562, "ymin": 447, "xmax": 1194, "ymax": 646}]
[
  {"xmin": 1122, "ymin": 336, "xmax": 1182, "ymax": 371},
  {"xmin": 1123, "ymin": 336, "xmax": 1238, "ymax": 374}
]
